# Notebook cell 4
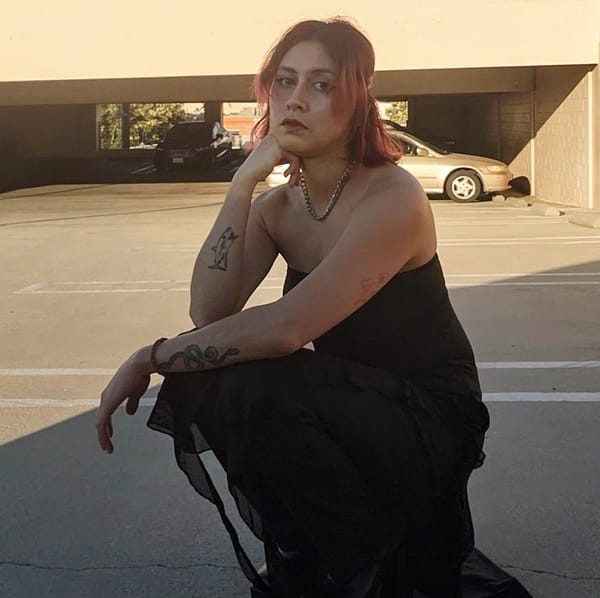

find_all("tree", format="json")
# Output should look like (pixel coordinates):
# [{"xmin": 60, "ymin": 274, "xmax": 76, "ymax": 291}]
[
  {"xmin": 98, "ymin": 103, "xmax": 188, "ymax": 149},
  {"xmin": 129, "ymin": 103, "xmax": 186, "ymax": 146},
  {"xmin": 384, "ymin": 101, "xmax": 409, "ymax": 124},
  {"xmin": 98, "ymin": 104, "xmax": 122, "ymax": 149}
]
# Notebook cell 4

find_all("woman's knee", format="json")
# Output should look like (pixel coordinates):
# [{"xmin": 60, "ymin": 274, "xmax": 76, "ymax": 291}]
[{"xmin": 245, "ymin": 394, "xmax": 321, "ymax": 462}]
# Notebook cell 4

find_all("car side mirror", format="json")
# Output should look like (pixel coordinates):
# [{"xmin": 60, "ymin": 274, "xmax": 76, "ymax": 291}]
[{"xmin": 416, "ymin": 147, "xmax": 429, "ymax": 157}]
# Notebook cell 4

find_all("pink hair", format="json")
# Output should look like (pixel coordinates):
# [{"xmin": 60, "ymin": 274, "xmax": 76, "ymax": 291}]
[{"xmin": 251, "ymin": 18, "xmax": 402, "ymax": 166}]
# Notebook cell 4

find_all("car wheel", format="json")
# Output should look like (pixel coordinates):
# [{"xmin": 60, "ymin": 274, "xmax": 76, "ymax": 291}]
[{"xmin": 445, "ymin": 169, "xmax": 482, "ymax": 203}]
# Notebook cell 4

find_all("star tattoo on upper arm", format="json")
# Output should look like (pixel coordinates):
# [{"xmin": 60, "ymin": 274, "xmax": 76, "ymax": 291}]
[{"xmin": 209, "ymin": 226, "xmax": 239, "ymax": 271}]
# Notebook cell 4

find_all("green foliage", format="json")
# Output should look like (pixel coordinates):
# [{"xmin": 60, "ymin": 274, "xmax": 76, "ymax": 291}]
[
  {"xmin": 98, "ymin": 103, "xmax": 188, "ymax": 149},
  {"xmin": 128, "ymin": 103, "xmax": 186, "ymax": 146},
  {"xmin": 384, "ymin": 101, "xmax": 409, "ymax": 124},
  {"xmin": 99, "ymin": 104, "xmax": 122, "ymax": 150}
]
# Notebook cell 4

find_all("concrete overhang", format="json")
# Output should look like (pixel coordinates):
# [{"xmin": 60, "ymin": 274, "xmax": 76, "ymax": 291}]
[{"xmin": 0, "ymin": 65, "xmax": 544, "ymax": 106}]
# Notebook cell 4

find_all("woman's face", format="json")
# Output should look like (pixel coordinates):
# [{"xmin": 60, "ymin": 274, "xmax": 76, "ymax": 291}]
[{"xmin": 268, "ymin": 40, "xmax": 352, "ymax": 159}]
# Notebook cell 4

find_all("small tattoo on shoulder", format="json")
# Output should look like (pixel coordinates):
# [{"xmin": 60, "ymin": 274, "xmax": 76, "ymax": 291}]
[
  {"xmin": 357, "ymin": 272, "xmax": 390, "ymax": 305},
  {"xmin": 209, "ymin": 226, "xmax": 239, "ymax": 271}
]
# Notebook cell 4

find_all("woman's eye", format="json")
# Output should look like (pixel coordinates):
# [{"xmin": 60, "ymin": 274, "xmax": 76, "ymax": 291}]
[
  {"xmin": 313, "ymin": 81, "xmax": 330, "ymax": 92},
  {"xmin": 275, "ymin": 77, "xmax": 295, "ymax": 88}
]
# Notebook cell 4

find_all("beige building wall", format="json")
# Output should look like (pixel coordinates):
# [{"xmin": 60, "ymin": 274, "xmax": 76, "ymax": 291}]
[
  {"xmin": 392, "ymin": 66, "xmax": 598, "ymax": 209},
  {"xmin": 1, "ymin": 3, "xmax": 598, "ymax": 208},
  {"xmin": 3, "ymin": 1, "xmax": 599, "ymax": 81},
  {"xmin": 534, "ymin": 66, "xmax": 593, "ymax": 207},
  {"xmin": 592, "ymin": 64, "xmax": 599, "ymax": 209}
]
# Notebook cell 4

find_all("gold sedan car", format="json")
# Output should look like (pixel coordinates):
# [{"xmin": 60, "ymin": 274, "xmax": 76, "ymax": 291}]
[
  {"xmin": 266, "ymin": 130, "xmax": 513, "ymax": 203},
  {"xmin": 389, "ymin": 130, "xmax": 512, "ymax": 202}
]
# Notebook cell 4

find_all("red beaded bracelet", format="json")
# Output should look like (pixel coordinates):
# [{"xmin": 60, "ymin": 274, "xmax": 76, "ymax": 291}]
[{"xmin": 150, "ymin": 337, "xmax": 168, "ymax": 375}]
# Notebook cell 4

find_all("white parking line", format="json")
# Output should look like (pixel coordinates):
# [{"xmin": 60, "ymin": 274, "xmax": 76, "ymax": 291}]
[
  {"xmin": 450, "ymin": 281, "xmax": 600, "ymax": 287},
  {"xmin": 483, "ymin": 393, "xmax": 600, "ymax": 402},
  {"xmin": 14, "ymin": 276, "xmax": 286, "ymax": 295},
  {"xmin": 18, "ymin": 288, "xmax": 170, "ymax": 294},
  {"xmin": 14, "ymin": 283, "xmax": 45, "ymax": 293},
  {"xmin": 0, "ymin": 368, "xmax": 114, "ymax": 376},
  {"xmin": 436, "ymin": 220, "xmax": 567, "ymax": 225},
  {"xmin": 441, "ymin": 236, "xmax": 600, "ymax": 246},
  {"xmin": 135, "ymin": 235, "xmax": 600, "ymax": 253},
  {"xmin": 0, "ymin": 398, "xmax": 110, "ymax": 407},
  {"xmin": 448, "ymin": 235, "xmax": 600, "ymax": 241},
  {"xmin": 13, "ymin": 269, "xmax": 600, "ymax": 296},
  {"xmin": 448, "ymin": 272, "xmax": 600, "ymax": 278},
  {"xmin": 1, "ymin": 393, "xmax": 599, "ymax": 407},
  {"xmin": 1, "ymin": 361, "xmax": 597, "ymax": 376},
  {"xmin": 0, "ymin": 397, "xmax": 158, "ymax": 407},
  {"xmin": 477, "ymin": 361, "xmax": 600, "ymax": 369},
  {"xmin": 52, "ymin": 280, "xmax": 191, "ymax": 285},
  {"xmin": 14, "ymin": 280, "xmax": 600, "ymax": 293}
]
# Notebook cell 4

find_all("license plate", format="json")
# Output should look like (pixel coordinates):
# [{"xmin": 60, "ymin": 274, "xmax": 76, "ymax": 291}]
[{"xmin": 172, "ymin": 157, "xmax": 184, "ymax": 164}]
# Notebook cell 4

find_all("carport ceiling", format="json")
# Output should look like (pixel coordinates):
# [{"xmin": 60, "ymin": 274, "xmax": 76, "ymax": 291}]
[{"xmin": 0, "ymin": 66, "xmax": 536, "ymax": 106}]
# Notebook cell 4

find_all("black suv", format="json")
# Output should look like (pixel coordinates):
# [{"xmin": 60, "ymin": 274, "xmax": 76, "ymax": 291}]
[{"xmin": 154, "ymin": 121, "xmax": 233, "ymax": 172}]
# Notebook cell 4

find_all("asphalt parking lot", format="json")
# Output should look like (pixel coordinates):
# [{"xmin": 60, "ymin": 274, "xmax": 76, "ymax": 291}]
[{"xmin": 1, "ymin": 183, "xmax": 599, "ymax": 597}]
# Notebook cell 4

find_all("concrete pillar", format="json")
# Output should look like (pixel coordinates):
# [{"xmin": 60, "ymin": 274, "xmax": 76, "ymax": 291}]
[
  {"xmin": 121, "ymin": 103, "xmax": 130, "ymax": 150},
  {"xmin": 204, "ymin": 101, "xmax": 223, "ymax": 125},
  {"xmin": 590, "ymin": 65, "xmax": 599, "ymax": 209}
]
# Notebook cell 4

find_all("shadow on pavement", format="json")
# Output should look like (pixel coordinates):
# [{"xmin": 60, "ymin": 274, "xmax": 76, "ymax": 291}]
[
  {"xmin": 1, "ymin": 155, "xmax": 244, "ymax": 194},
  {"xmin": 2, "ymin": 262, "xmax": 600, "ymax": 597},
  {"xmin": 0, "ymin": 408, "xmax": 261, "ymax": 598}
]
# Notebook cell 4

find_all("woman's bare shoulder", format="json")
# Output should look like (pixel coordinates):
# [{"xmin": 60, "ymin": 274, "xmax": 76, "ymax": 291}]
[
  {"xmin": 360, "ymin": 163, "xmax": 430, "ymax": 217},
  {"xmin": 251, "ymin": 184, "xmax": 291, "ymax": 216},
  {"xmin": 366, "ymin": 163, "xmax": 426, "ymax": 197},
  {"xmin": 245, "ymin": 185, "xmax": 293, "ymax": 237},
  {"xmin": 350, "ymin": 164, "xmax": 435, "ymax": 266}
]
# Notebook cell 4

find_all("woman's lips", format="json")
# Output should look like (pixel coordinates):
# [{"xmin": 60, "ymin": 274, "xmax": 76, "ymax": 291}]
[{"xmin": 280, "ymin": 118, "xmax": 308, "ymax": 132}]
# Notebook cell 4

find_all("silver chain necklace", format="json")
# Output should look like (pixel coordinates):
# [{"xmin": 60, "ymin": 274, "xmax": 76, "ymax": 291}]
[{"xmin": 299, "ymin": 163, "xmax": 355, "ymax": 221}]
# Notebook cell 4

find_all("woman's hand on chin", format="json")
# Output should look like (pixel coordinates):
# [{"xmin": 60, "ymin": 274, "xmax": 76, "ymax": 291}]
[
  {"xmin": 96, "ymin": 348, "xmax": 152, "ymax": 454},
  {"xmin": 282, "ymin": 153, "xmax": 301, "ymax": 187},
  {"xmin": 234, "ymin": 134, "xmax": 301, "ymax": 189}
]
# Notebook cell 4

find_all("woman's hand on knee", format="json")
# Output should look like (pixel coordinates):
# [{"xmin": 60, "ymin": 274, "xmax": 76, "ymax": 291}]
[{"xmin": 96, "ymin": 349, "xmax": 152, "ymax": 454}]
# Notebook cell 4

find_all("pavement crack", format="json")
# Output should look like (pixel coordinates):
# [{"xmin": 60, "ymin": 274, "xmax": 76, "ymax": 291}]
[
  {"xmin": 0, "ymin": 560, "xmax": 240, "ymax": 573},
  {"xmin": 501, "ymin": 563, "xmax": 600, "ymax": 581}
]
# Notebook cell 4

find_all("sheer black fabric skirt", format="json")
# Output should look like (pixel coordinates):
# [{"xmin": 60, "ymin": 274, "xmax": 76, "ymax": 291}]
[{"xmin": 147, "ymin": 349, "xmax": 529, "ymax": 597}]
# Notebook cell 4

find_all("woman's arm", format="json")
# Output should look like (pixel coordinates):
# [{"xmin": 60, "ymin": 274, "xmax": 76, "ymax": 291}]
[
  {"xmin": 189, "ymin": 135, "xmax": 297, "ymax": 327},
  {"xmin": 155, "ymin": 173, "xmax": 435, "ymax": 374},
  {"xmin": 97, "ymin": 170, "xmax": 434, "ymax": 453},
  {"xmin": 189, "ymin": 177, "xmax": 263, "ymax": 327}
]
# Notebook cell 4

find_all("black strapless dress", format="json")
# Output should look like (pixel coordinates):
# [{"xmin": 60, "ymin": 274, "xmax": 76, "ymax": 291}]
[{"xmin": 147, "ymin": 254, "xmax": 532, "ymax": 597}]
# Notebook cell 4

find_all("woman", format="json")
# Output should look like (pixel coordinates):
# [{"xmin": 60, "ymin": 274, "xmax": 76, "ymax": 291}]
[{"xmin": 97, "ymin": 18, "xmax": 531, "ymax": 598}]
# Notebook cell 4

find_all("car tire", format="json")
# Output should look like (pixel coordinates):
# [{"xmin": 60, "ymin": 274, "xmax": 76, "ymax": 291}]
[{"xmin": 445, "ymin": 169, "xmax": 482, "ymax": 203}]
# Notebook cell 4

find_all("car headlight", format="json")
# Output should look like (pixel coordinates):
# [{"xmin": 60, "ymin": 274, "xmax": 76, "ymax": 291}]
[{"xmin": 486, "ymin": 164, "xmax": 508, "ymax": 173}]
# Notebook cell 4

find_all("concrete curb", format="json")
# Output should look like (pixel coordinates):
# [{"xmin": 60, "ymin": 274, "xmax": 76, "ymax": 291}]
[
  {"xmin": 490, "ymin": 194, "xmax": 532, "ymax": 207},
  {"xmin": 489, "ymin": 194, "xmax": 600, "ymax": 230},
  {"xmin": 568, "ymin": 212, "xmax": 600, "ymax": 229},
  {"xmin": 528, "ymin": 203, "xmax": 563, "ymax": 217},
  {"xmin": 506, "ymin": 197, "xmax": 530, "ymax": 208}
]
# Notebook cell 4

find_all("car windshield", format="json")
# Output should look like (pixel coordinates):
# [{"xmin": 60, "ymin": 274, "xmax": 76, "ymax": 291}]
[
  {"xmin": 421, "ymin": 140, "xmax": 449, "ymax": 155},
  {"xmin": 164, "ymin": 123, "xmax": 213, "ymax": 146},
  {"xmin": 389, "ymin": 131, "xmax": 449, "ymax": 155}
]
